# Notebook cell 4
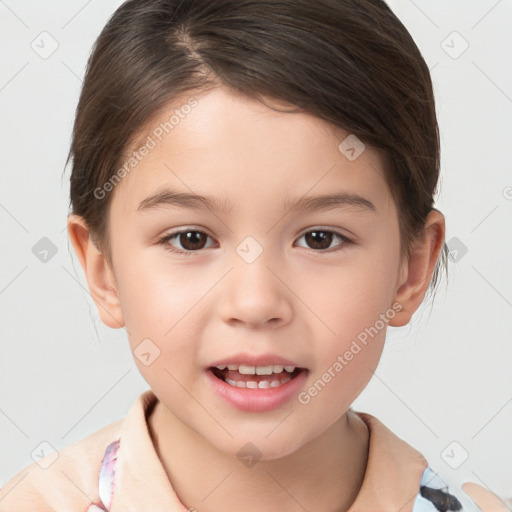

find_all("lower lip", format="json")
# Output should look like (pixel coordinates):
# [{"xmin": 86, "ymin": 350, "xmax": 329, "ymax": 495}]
[{"xmin": 205, "ymin": 368, "xmax": 309, "ymax": 412}]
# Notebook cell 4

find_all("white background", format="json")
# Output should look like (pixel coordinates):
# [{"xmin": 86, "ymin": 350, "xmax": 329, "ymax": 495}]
[{"xmin": 1, "ymin": 0, "xmax": 511, "ymax": 497}]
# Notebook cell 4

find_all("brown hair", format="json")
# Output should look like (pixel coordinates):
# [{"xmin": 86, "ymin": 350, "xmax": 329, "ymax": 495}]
[{"xmin": 67, "ymin": 0, "xmax": 448, "ymax": 301}]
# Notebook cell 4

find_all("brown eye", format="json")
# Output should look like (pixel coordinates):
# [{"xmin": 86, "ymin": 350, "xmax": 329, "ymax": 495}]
[
  {"xmin": 304, "ymin": 230, "xmax": 333, "ymax": 250},
  {"xmin": 178, "ymin": 231, "xmax": 208, "ymax": 250},
  {"xmin": 159, "ymin": 229, "xmax": 215, "ymax": 255},
  {"xmin": 296, "ymin": 229, "xmax": 350, "ymax": 252}
]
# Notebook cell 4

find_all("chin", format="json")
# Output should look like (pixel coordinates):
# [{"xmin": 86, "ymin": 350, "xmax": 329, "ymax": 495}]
[{"xmin": 216, "ymin": 427, "xmax": 313, "ymax": 464}]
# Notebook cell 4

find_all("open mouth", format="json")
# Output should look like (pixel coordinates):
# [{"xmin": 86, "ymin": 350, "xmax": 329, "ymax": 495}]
[{"xmin": 210, "ymin": 364, "xmax": 306, "ymax": 389}]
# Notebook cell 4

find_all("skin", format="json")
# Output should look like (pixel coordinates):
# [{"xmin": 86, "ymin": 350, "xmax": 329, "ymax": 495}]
[{"xmin": 68, "ymin": 84, "xmax": 445, "ymax": 512}]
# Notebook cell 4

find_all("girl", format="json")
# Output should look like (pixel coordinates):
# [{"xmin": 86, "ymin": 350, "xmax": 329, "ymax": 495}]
[{"xmin": 0, "ymin": 0, "xmax": 508, "ymax": 511}]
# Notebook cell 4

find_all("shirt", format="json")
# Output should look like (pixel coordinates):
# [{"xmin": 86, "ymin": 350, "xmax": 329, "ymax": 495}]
[{"xmin": 0, "ymin": 389, "xmax": 504, "ymax": 512}]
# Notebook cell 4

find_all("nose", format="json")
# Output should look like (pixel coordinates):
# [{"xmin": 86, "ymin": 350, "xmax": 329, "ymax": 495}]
[{"xmin": 217, "ymin": 249, "xmax": 293, "ymax": 329}]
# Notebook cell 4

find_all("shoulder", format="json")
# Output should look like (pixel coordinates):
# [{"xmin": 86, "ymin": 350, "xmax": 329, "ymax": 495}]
[
  {"xmin": 0, "ymin": 417, "xmax": 123, "ymax": 512},
  {"xmin": 350, "ymin": 410, "xmax": 509, "ymax": 512},
  {"xmin": 412, "ymin": 465, "xmax": 509, "ymax": 512}
]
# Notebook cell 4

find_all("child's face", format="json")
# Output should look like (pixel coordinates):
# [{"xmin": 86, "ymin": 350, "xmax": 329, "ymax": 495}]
[{"xmin": 92, "ymin": 86, "xmax": 407, "ymax": 458}]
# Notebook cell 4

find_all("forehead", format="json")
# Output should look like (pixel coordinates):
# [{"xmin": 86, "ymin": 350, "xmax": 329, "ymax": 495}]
[{"xmin": 111, "ymin": 85, "xmax": 393, "ymax": 217}]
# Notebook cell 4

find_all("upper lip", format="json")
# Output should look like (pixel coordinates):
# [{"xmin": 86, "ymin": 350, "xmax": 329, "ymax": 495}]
[{"xmin": 208, "ymin": 353, "xmax": 305, "ymax": 369}]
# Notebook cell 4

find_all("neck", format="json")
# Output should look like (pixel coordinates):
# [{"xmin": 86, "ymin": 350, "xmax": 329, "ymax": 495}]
[{"xmin": 148, "ymin": 402, "xmax": 369, "ymax": 512}]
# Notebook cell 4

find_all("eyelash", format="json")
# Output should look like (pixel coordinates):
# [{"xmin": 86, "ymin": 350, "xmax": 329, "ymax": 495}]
[{"xmin": 157, "ymin": 227, "xmax": 352, "ymax": 257}]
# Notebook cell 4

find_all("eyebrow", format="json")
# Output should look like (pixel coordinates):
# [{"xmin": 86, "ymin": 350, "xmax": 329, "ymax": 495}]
[
  {"xmin": 137, "ymin": 187, "xmax": 376, "ymax": 215},
  {"xmin": 137, "ymin": 188, "xmax": 233, "ymax": 214}
]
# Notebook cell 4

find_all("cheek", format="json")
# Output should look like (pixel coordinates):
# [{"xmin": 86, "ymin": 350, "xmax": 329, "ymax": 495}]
[
  {"xmin": 308, "ymin": 294, "xmax": 387, "ymax": 405},
  {"xmin": 117, "ymin": 253, "xmax": 203, "ymax": 333},
  {"xmin": 300, "ymin": 243, "xmax": 399, "ymax": 399},
  {"xmin": 297, "ymin": 287, "xmax": 389, "ymax": 430},
  {"xmin": 114, "ymin": 258, "xmax": 207, "ymax": 381},
  {"xmin": 303, "ymin": 249, "xmax": 399, "ymax": 346}
]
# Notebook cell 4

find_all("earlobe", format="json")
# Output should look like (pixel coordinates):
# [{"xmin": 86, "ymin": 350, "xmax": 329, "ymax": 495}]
[
  {"xmin": 67, "ymin": 214, "xmax": 125, "ymax": 329},
  {"xmin": 388, "ymin": 210, "xmax": 446, "ymax": 327}
]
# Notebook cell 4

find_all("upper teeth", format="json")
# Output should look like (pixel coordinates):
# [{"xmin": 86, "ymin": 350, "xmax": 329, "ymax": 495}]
[{"xmin": 215, "ymin": 364, "xmax": 296, "ymax": 374}]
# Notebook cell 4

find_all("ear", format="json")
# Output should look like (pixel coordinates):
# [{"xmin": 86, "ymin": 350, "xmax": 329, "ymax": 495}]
[
  {"xmin": 67, "ymin": 214, "xmax": 125, "ymax": 329},
  {"xmin": 388, "ymin": 209, "xmax": 445, "ymax": 327}
]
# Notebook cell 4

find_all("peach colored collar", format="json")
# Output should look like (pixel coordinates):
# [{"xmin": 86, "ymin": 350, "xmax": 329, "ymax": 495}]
[
  {"xmin": 110, "ymin": 390, "xmax": 427, "ymax": 512},
  {"xmin": 346, "ymin": 411, "xmax": 428, "ymax": 512},
  {"xmin": 109, "ymin": 390, "xmax": 188, "ymax": 511}
]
